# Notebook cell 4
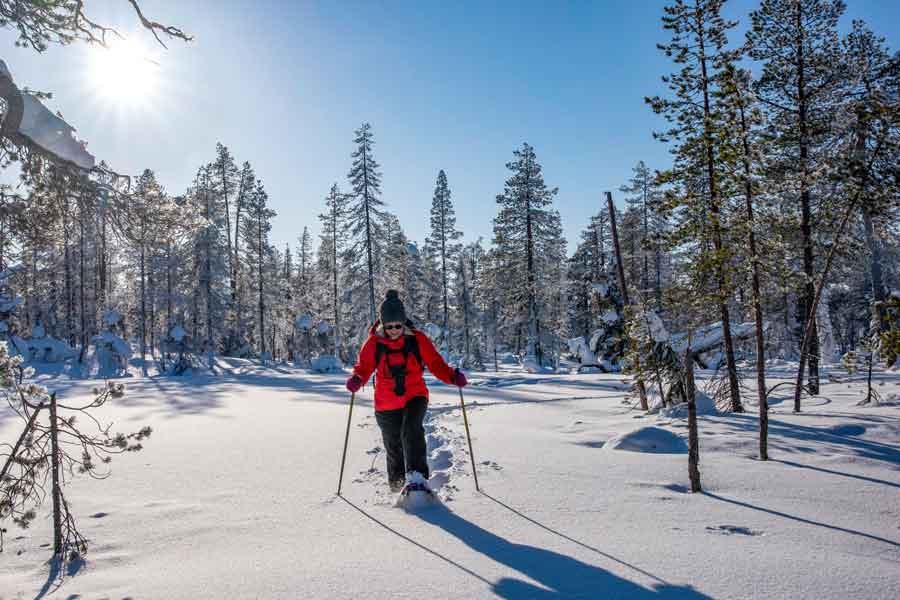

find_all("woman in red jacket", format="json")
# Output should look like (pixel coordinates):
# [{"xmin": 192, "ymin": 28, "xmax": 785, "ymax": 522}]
[{"xmin": 346, "ymin": 290, "xmax": 467, "ymax": 493}]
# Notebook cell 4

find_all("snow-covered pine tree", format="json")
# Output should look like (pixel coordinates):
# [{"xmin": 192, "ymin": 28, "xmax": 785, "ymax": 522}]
[
  {"xmin": 317, "ymin": 183, "xmax": 349, "ymax": 359},
  {"xmin": 425, "ymin": 170, "xmax": 462, "ymax": 356},
  {"xmin": 840, "ymin": 22, "xmax": 900, "ymax": 340},
  {"xmin": 747, "ymin": 0, "xmax": 847, "ymax": 396},
  {"xmin": 188, "ymin": 164, "xmax": 229, "ymax": 368},
  {"xmin": 111, "ymin": 169, "xmax": 166, "ymax": 374},
  {"xmin": 492, "ymin": 143, "xmax": 561, "ymax": 368},
  {"xmin": 241, "ymin": 181, "xmax": 276, "ymax": 357},
  {"xmin": 346, "ymin": 123, "xmax": 387, "ymax": 325},
  {"xmin": 619, "ymin": 161, "xmax": 667, "ymax": 310},
  {"xmin": 647, "ymin": 0, "xmax": 745, "ymax": 412},
  {"xmin": 231, "ymin": 161, "xmax": 257, "ymax": 347},
  {"xmin": 210, "ymin": 144, "xmax": 240, "ymax": 337},
  {"xmin": 383, "ymin": 213, "xmax": 414, "ymax": 308}
]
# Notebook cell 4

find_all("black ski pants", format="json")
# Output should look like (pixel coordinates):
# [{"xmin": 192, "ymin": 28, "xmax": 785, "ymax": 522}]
[{"xmin": 375, "ymin": 396, "xmax": 429, "ymax": 484}]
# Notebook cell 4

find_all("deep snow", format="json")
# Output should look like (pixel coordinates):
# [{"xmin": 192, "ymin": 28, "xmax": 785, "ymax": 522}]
[{"xmin": 1, "ymin": 360, "xmax": 898, "ymax": 599}]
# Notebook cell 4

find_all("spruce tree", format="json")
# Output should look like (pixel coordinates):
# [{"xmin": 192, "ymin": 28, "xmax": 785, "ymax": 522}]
[
  {"xmin": 747, "ymin": 0, "xmax": 847, "ymax": 396},
  {"xmin": 647, "ymin": 0, "xmax": 744, "ymax": 412},
  {"xmin": 426, "ymin": 170, "xmax": 462, "ymax": 355},
  {"xmin": 492, "ymin": 143, "xmax": 561, "ymax": 367},
  {"xmin": 317, "ymin": 184, "xmax": 348, "ymax": 357},
  {"xmin": 241, "ymin": 181, "xmax": 276, "ymax": 356},
  {"xmin": 346, "ymin": 123, "xmax": 386, "ymax": 325}
]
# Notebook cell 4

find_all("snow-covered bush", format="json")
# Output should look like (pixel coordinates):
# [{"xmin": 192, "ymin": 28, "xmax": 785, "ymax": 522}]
[
  {"xmin": 310, "ymin": 355, "xmax": 343, "ymax": 373},
  {"xmin": 92, "ymin": 310, "xmax": 132, "ymax": 377},
  {"xmin": 18, "ymin": 322, "xmax": 74, "ymax": 363},
  {"xmin": 162, "ymin": 325, "xmax": 197, "ymax": 376}
]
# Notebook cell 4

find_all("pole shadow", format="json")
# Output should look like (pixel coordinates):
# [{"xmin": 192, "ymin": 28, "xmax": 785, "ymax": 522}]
[
  {"xmin": 415, "ymin": 502, "xmax": 714, "ymax": 599},
  {"xmin": 702, "ymin": 492, "xmax": 900, "ymax": 549}
]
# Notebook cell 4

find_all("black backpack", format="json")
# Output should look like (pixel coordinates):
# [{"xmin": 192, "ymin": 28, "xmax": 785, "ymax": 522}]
[{"xmin": 374, "ymin": 331, "xmax": 424, "ymax": 396}]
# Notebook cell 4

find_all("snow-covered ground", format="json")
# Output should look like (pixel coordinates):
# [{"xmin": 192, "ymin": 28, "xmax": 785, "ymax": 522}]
[{"xmin": 1, "ymin": 361, "xmax": 899, "ymax": 599}]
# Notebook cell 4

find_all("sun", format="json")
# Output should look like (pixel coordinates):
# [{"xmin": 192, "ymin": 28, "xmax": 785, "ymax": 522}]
[{"xmin": 87, "ymin": 38, "xmax": 160, "ymax": 108}]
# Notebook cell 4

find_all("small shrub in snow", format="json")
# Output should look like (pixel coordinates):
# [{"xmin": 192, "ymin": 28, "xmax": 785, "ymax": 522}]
[{"xmin": 0, "ymin": 344, "xmax": 150, "ymax": 561}]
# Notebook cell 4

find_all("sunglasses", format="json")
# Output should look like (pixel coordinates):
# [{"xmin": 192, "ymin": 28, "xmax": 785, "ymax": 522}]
[{"xmin": 384, "ymin": 323, "xmax": 404, "ymax": 331}]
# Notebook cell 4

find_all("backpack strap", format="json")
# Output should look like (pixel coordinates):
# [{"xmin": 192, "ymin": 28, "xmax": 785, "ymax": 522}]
[
  {"xmin": 373, "ymin": 335, "xmax": 424, "ymax": 372},
  {"xmin": 404, "ymin": 334, "xmax": 424, "ymax": 370}
]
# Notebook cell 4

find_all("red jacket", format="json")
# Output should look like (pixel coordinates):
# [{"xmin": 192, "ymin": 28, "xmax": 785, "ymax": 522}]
[{"xmin": 352, "ymin": 321, "xmax": 456, "ymax": 411}]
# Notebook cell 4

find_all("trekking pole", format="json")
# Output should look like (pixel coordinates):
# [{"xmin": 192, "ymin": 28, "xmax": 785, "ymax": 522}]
[
  {"xmin": 457, "ymin": 386, "xmax": 480, "ymax": 492},
  {"xmin": 337, "ymin": 391, "xmax": 356, "ymax": 496}
]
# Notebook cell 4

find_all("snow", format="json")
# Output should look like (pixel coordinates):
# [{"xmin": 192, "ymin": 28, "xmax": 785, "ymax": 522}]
[
  {"xmin": 310, "ymin": 354, "xmax": 343, "ymax": 373},
  {"xmin": 659, "ymin": 391, "xmax": 718, "ymax": 418},
  {"xmin": 1, "ymin": 362, "xmax": 899, "ymax": 599},
  {"xmin": 591, "ymin": 283, "xmax": 609, "ymax": 296},
  {"xmin": 170, "ymin": 325, "xmax": 187, "ymax": 342},
  {"xmin": 600, "ymin": 309, "xmax": 620, "ymax": 324},
  {"xmin": 104, "ymin": 310, "xmax": 122, "ymax": 327},
  {"xmin": 18, "ymin": 93, "xmax": 95, "ymax": 170},
  {"xmin": 295, "ymin": 314, "xmax": 313, "ymax": 331},
  {"xmin": 604, "ymin": 426, "xmax": 688, "ymax": 454},
  {"xmin": 423, "ymin": 322, "xmax": 443, "ymax": 340},
  {"xmin": 98, "ymin": 331, "xmax": 132, "ymax": 359}
]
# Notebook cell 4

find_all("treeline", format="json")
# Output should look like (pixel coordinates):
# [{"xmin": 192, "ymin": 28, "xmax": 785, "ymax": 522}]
[{"xmin": 0, "ymin": 0, "xmax": 897, "ymax": 391}]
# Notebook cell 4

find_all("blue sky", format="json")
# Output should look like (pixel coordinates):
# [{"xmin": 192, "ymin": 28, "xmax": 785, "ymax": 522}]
[{"xmin": 2, "ymin": 0, "xmax": 898, "ymax": 253}]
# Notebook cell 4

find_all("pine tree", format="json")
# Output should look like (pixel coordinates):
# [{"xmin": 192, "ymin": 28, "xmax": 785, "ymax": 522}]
[
  {"xmin": 242, "ymin": 181, "xmax": 276, "ymax": 356},
  {"xmin": 112, "ymin": 169, "xmax": 166, "ymax": 374},
  {"xmin": 426, "ymin": 170, "xmax": 462, "ymax": 354},
  {"xmin": 210, "ymin": 143, "xmax": 240, "ymax": 334},
  {"xmin": 493, "ymin": 143, "xmax": 561, "ymax": 367},
  {"xmin": 317, "ymin": 183, "xmax": 349, "ymax": 358},
  {"xmin": 747, "ymin": 0, "xmax": 847, "ymax": 396},
  {"xmin": 346, "ymin": 123, "xmax": 387, "ymax": 325},
  {"xmin": 647, "ymin": 0, "xmax": 745, "ymax": 412}
]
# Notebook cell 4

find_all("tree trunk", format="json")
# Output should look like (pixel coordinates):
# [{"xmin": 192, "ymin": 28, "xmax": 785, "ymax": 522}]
[
  {"xmin": 607, "ymin": 191, "xmax": 649, "ymax": 410},
  {"xmin": 440, "ymin": 193, "xmax": 450, "ymax": 356},
  {"xmin": 140, "ymin": 240, "xmax": 147, "ymax": 373},
  {"xmin": 258, "ymin": 213, "xmax": 266, "ymax": 357},
  {"xmin": 78, "ymin": 200, "xmax": 87, "ymax": 363},
  {"xmin": 49, "ymin": 392, "xmax": 63, "ymax": 555},
  {"xmin": 332, "ymin": 205, "xmax": 341, "ymax": 357},
  {"xmin": 794, "ymin": 191, "xmax": 865, "ymax": 411},
  {"xmin": 733, "ymin": 81, "xmax": 769, "ymax": 458},
  {"xmin": 795, "ymin": 2, "xmax": 820, "ymax": 396},
  {"xmin": 684, "ymin": 343, "xmax": 702, "ymax": 493},
  {"xmin": 862, "ymin": 204, "xmax": 888, "ymax": 332},
  {"xmin": 362, "ymin": 150, "xmax": 376, "ymax": 325},
  {"xmin": 696, "ymin": 12, "xmax": 743, "ymax": 412}
]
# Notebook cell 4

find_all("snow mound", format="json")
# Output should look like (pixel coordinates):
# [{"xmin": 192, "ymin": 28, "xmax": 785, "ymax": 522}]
[
  {"xmin": 310, "ymin": 355, "xmax": 343, "ymax": 373},
  {"xmin": 522, "ymin": 355, "xmax": 555, "ymax": 374},
  {"xmin": 604, "ymin": 426, "xmax": 688, "ymax": 454},
  {"xmin": 659, "ymin": 392, "xmax": 718, "ymax": 418},
  {"xmin": 498, "ymin": 352, "xmax": 519, "ymax": 365}
]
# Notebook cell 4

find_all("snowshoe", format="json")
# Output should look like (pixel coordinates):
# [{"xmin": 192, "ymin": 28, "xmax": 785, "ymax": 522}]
[{"xmin": 394, "ymin": 471, "xmax": 437, "ymax": 510}]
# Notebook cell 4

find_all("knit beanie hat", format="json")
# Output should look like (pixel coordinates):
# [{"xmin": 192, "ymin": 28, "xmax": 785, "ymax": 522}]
[{"xmin": 379, "ymin": 289, "xmax": 407, "ymax": 324}]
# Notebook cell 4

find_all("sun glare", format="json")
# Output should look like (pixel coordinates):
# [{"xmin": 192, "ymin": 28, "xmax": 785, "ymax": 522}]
[{"xmin": 88, "ymin": 38, "xmax": 160, "ymax": 109}]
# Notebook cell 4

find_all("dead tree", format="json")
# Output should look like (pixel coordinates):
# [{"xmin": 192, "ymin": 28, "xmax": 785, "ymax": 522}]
[{"xmin": 1, "ymin": 349, "xmax": 150, "ymax": 561}]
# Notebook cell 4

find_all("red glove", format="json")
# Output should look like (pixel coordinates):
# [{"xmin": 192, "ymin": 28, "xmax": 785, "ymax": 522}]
[
  {"xmin": 346, "ymin": 375, "xmax": 363, "ymax": 393},
  {"xmin": 453, "ymin": 369, "xmax": 468, "ymax": 388}
]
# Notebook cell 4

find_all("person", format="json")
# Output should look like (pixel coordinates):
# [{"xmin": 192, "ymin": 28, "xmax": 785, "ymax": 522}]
[{"xmin": 346, "ymin": 289, "xmax": 467, "ymax": 493}]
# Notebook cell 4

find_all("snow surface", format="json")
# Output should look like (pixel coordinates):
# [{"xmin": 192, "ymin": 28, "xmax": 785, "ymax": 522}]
[
  {"xmin": 169, "ymin": 325, "xmax": 187, "ymax": 342},
  {"xmin": 1, "ymin": 360, "xmax": 899, "ymax": 599},
  {"xmin": 604, "ymin": 426, "xmax": 688, "ymax": 454}
]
